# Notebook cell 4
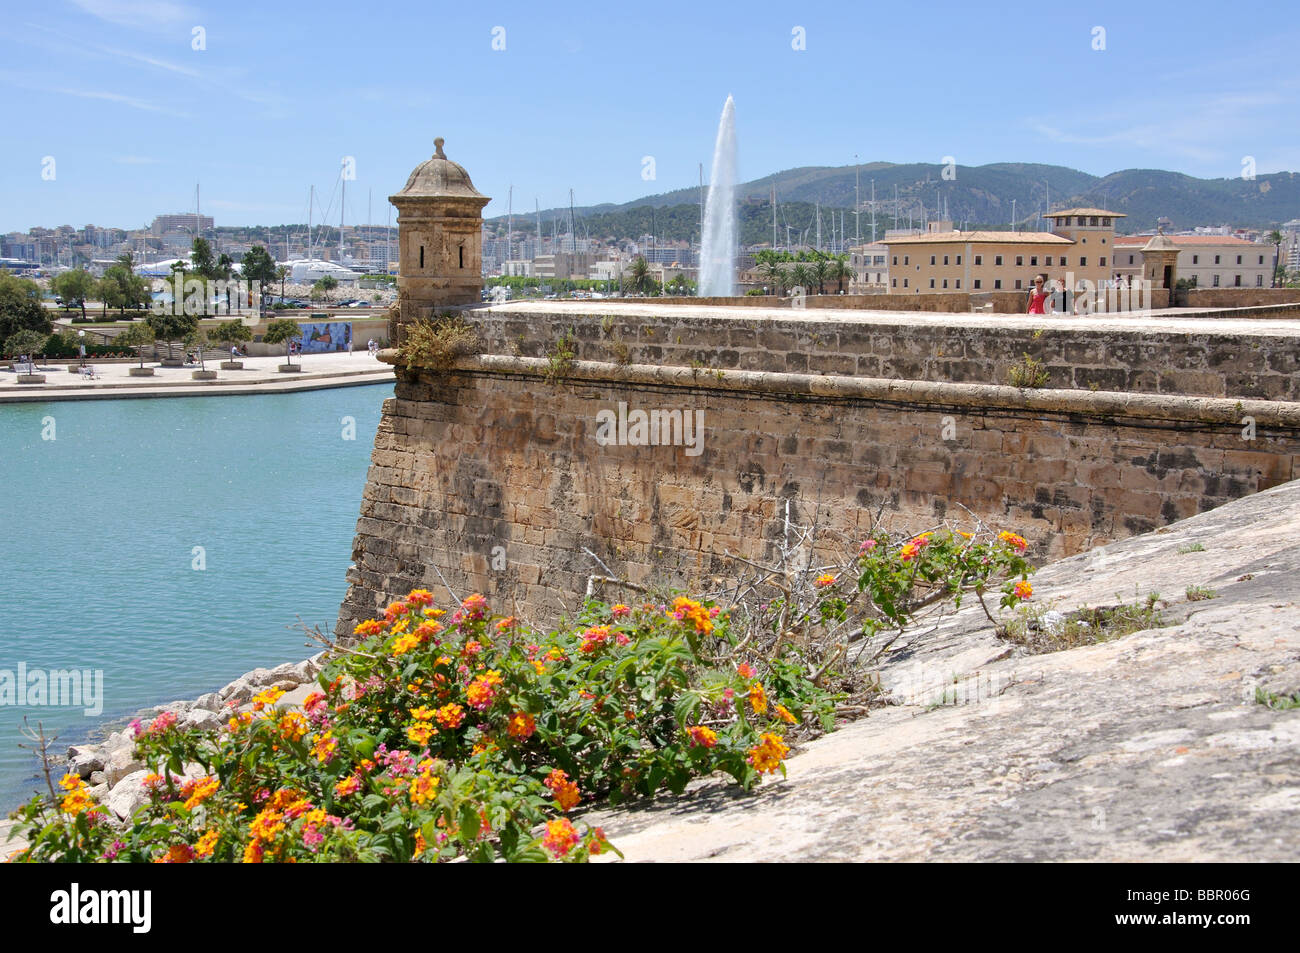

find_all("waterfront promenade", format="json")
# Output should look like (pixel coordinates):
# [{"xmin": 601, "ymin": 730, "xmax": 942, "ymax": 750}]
[{"xmin": 0, "ymin": 351, "xmax": 394, "ymax": 403}]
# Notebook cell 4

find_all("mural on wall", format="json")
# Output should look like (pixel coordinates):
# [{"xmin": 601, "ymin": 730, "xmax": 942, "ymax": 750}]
[{"xmin": 298, "ymin": 322, "xmax": 353, "ymax": 354}]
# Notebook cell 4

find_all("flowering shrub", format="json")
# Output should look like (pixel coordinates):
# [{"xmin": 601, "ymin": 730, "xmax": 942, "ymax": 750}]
[
  {"xmin": 9, "ymin": 523, "xmax": 1035, "ymax": 864},
  {"xmin": 724, "ymin": 523, "xmax": 1036, "ymax": 689},
  {"xmin": 10, "ymin": 591, "xmax": 831, "ymax": 863}
]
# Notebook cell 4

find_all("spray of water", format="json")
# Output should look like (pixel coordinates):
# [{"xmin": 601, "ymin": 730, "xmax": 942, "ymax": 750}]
[{"xmin": 699, "ymin": 95, "xmax": 737, "ymax": 297}]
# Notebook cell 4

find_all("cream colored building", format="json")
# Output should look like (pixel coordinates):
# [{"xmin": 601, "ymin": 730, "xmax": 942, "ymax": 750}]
[
  {"xmin": 848, "ymin": 242, "xmax": 889, "ymax": 291},
  {"xmin": 882, "ymin": 208, "xmax": 1125, "ymax": 294},
  {"xmin": 1112, "ymin": 235, "xmax": 1272, "ymax": 288}
]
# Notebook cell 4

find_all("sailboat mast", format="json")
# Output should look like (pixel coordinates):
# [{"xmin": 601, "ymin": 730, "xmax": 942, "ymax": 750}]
[{"xmin": 772, "ymin": 185, "xmax": 777, "ymax": 250}]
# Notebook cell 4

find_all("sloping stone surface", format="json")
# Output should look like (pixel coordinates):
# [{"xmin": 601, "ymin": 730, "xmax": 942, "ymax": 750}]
[{"xmin": 586, "ymin": 480, "xmax": 1300, "ymax": 861}]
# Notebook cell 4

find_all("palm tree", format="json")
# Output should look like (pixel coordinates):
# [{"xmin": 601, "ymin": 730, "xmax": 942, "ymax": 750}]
[
  {"xmin": 789, "ymin": 264, "xmax": 812, "ymax": 297},
  {"xmin": 811, "ymin": 257, "xmax": 830, "ymax": 295},
  {"xmin": 829, "ymin": 256, "xmax": 852, "ymax": 293},
  {"xmin": 276, "ymin": 265, "xmax": 289, "ymax": 303},
  {"xmin": 760, "ymin": 259, "xmax": 784, "ymax": 295},
  {"xmin": 1267, "ymin": 230, "xmax": 1283, "ymax": 287},
  {"xmin": 627, "ymin": 256, "xmax": 651, "ymax": 295}
]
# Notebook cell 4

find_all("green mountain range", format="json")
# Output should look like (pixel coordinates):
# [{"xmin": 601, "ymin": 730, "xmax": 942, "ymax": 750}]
[{"xmin": 487, "ymin": 162, "xmax": 1300, "ymax": 247}]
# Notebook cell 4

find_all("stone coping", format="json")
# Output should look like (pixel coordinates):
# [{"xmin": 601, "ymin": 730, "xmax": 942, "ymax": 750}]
[
  {"xmin": 380, "ymin": 350, "xmax": 1300, "ymax": 428},
  {"xmin": 475, "ymin": 300, "xmax": 1300, "ymax": 337}
]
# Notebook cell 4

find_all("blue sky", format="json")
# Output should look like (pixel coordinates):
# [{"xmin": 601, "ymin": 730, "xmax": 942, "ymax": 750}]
[{"xmin": 2, "ymin": 0, "xmax": 1298, "ymax": 232}]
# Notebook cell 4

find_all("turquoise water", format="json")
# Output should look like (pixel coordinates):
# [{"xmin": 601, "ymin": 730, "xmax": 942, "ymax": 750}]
[{"xmin": 0, "ymin": 384, "xmax": 392, "ymax": 806}]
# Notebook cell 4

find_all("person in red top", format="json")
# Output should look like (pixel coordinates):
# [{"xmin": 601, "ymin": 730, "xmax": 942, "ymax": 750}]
[{"xmin": 1026, "ymin": 274, "xmax": 1052, "ymax": 314}]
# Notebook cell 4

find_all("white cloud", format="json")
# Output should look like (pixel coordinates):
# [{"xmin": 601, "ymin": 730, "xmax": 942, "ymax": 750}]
[
  {"xmin": 67, "ymin": 0, "xmax": 198, "ymax": 28},
  {"xmin": 50, "ymin": 85, "xmax": 181, "ymax": 115},
  {"xmin": 1027, "ymin": 85, "xmax": 1299, "ymax": 170}
]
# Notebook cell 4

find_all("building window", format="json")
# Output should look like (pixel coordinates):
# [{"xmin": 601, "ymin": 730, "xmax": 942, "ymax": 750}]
[
  {"xmin": 892, "ymin": 255, "xmax": 898, "ymax": 265},
  {"xmin": 1234, "ymin": 275, "xmax": 1242, "ymax": 286},
  {"xmin": 973, "ymin": 279, "xmax": 981, "ymax": 289},
  {"xmin": 974, "ymin": 255, "xmax": 983, "ymax": 265},
  {"xmin": 1089, "ymin": 216, "xmax": 1098, "ymax": 225},
  {"xmin": 904, "ymin": 255, "xmax": 909, "ymax": 266},
  {"xmin": 955, "ymin": 279, "xmax": 961, "ymax": 288},
  {"xmin": 956, "ymin": 255, "xmax": 962, "ymax": 265},
  {"xmin": 1213, "ymin": 275, "xmax": 1220, "ymax": 286},
  {"xmin": 1079, "ymin": 257, "xmax": 1086, "ymax": 266},
  {"xmin": 1236, "ymin": 255, "xmax": 1243, "ymax": 265},
  {"xmin": 1257, "ymin": 275, "xmax": 1264, "ymax": 286},
  {"xmin": 1016, "ymin": 256, "xmax": 1023, "ymax": 266},
  {"xmin": 1128, "ymin": 255, "xmax": 1135, "ymax": 265},
  {"xmin": 1259, "ymin": 255, "xmax": 1265, "ymax": 265},
  {"xmin": 891, "ymin": 278, "xmax": 897, "ymax": 287},
  {"xmin": 1014, "ymin": 279, "xmax": 1023, "ymax": 289},
  {"xmin": 1045, "ymin": 256, "xmax": 1053, "ymax": 266},
  {"xmin": 1103, "ymin": 217, "xmax": 1111, "ymax": 226},
  {"xmin": 419, "ymin": 245, "xmax": 424, "ymax": 269},
  {"xmin": 930, "ymin": 255, "xmax": 936, "ymax": 265},
  {"xmin": 994, "ymin": 279, "xmax": 1002, "ymax": 289},
  {"xmin": 1192, "ymin": 255, "xmax": 1198, "ymax": 264},
  {"xmin": 930, "ymin": 278, "xmax": 936, "ymax": 288},
  {"xmin": 1060, "ymin": 256, "xmax": 1067, "ymax": 266},
  {"xmin": 903, "ymin": 278, "xmax": 908, "ymax": 288},
  {"xmin": 1214, "ymin": 255, "xmax": 1221, "ymax": 264},
  {"xmin": 1030, "ymin": 256, "xmax": 1038, "ymax": 266},
  {"xmin": 1100, "ymin": 257, "xmax": 1106, "ymax": 267},
  {"xmin": 459, "ymin": 245, "xmax": 464, "ymax": 268},
  {"xmin": 995, "ymin": 255, "xmax": 1003, "ymax": 266},
  {"xmin": 943, "ymin": 255, "xmax": 949, "ymax": 265}
]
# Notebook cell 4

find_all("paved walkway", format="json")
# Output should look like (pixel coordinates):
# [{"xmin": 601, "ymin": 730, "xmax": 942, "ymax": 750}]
[{"xmin": 0, "ymin": 351, "xmax": 394, "ymax": 403}]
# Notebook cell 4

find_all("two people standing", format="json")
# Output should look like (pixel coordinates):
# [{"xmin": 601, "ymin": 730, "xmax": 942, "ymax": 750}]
[{"xmin": 1027, "ymin": 274, "xmax": 1076, "ymax": 315}]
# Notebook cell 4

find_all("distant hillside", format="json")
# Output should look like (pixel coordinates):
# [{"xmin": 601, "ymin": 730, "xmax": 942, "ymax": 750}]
[{"xmin": 487, "ymin": 161, "xmax": 1300, "ymax": 244}]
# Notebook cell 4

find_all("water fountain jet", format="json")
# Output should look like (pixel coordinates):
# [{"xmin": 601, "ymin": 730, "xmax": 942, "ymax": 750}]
[{"xmin": 699, "ymin": 95, "xmax": 737, "ymax": 297}]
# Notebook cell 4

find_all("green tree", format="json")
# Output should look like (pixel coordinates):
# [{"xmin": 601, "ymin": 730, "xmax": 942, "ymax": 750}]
[
  {"xmin": 759, "ymin": 258, "xmax": 785, "ymax": 294},
  {"xmin": 147, "ymin": 312, "xmax": 198, "ymax": 361},
  {"xmin": 627, "ymin": 256, "xmax": 652, "ymax": 295},
  {"xmin": 789, "ymin": 264, "xmax": 813, "ymax": 296},
  {"xmin": 191, "ymin": 237, "xmax": 216, "ymax": 279},
  {"xmin": 1267, "ymin": 230, "xmax": 1284, "ymax": 287},
  {"xmin": 263, "ymin": 318, "xmax": 302, "ymax": 365},
  {"xmin": 241, "ymin": 246, "xmax": 278, "ymax": 313},
  {"xmin": 100, "ymin": 264, "xmax": 147, "ymax": 316},
  {"xmin": 97, "ymin": 273, "xmax": 125, "ymax": 315},
  {"xmin": 51, "ymin": 269, "xmax": 97, "ymax": 321},
  {"xmin": 4, "ymin": 328, "xmax": 48, "ymax": 360},
  {"xmin": 115, "ymin": 321, "xmax": 157, "ymax": 368},
  {"xmin": 210, "ymin": 318, "xmax": 252, "ymax": 358},
  {"xmin": 276, "ymin": 265, "xmax": 289, "ymax": 302},
  {"xmin": 0, "ymin": 269, "xmax": 51, "ymax": 343},
  {"xmin": 666, "ymin": 273, "xmax": 693, "ymax": 295},
  {"xmin": 829, "ymin": 255, "xmax": 852, "ymax": 293},
  {"xmin": 811, "ymin": 257, "xmax": 830, "ymax": 295}
]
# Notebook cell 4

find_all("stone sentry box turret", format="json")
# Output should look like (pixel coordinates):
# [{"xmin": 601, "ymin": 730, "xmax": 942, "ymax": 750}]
[{"xmin": 388, "ymin": 137, "xmax": 490, "ymax": 342}]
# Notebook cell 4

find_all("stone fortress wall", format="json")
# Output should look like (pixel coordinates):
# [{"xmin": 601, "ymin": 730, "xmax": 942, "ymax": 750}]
[{"xmin": 335, "ymin": 301, "xmax": 1300, "ymax": 632}]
